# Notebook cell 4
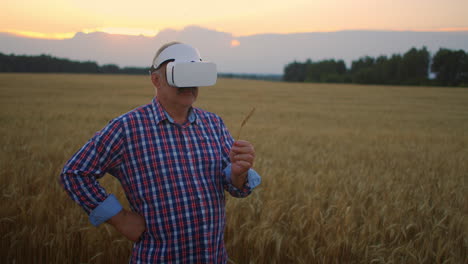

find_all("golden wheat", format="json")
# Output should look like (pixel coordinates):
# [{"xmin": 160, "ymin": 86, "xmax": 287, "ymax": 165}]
[{"xmin": 0, "ymin": 73, "xmax": 467, "ymax": 263}]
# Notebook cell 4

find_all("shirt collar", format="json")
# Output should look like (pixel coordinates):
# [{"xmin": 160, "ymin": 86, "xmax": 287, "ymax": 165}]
[{"xmin": 151, "ymin": 97, "xmax": 198, "ymax": 125}]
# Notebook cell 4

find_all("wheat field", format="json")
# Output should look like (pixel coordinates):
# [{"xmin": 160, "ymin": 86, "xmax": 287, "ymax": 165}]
[{"xmin": 0, "ymin": 73, "xmax": 467, "ymax": 263}]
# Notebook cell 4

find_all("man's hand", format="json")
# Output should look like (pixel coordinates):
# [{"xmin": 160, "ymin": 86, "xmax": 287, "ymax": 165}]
[
  {"xmin": 229, "ymin": 140, "xmax": 255, "ymax": 189},
  {"xmin": 107, "ymin": 209, "xmax": 146, "ymax": 242}
]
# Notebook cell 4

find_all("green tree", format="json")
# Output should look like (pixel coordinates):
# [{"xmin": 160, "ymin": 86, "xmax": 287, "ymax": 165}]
[
  {"xmin": 431, "ymin": 48, "xmax": 468, "ymax": 86},
  {"xmin": 400, "ymin": 47, "xmax": 430, "ymax": 85},
  {"xmin": 283, "ymin": 61, "xmax": 308, "ymax": 82},
  {"xmin": 100, "ymin": 64, "xmax": 121, "ymax": 74},
  {"xmin": 350, "ymin": 56, "xmax": 375, "ymax": 84},
  {"xmin": 305, "ymin": 59, "xmax": 347, "ymax": 83}
]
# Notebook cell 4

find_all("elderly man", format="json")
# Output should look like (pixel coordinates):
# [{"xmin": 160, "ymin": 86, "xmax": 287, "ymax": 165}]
[{"xmin": 60, "ymin": 42, "xmax": 261, "ymax": 263}]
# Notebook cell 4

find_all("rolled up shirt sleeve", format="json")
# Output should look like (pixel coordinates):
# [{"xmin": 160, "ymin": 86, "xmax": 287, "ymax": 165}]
[
  {"xmin": 89, "ymin": 194, "xmax": 123, "ymax": 226},
  {"xmin": 223, "ymin": 164, "xmax": 261, "ymax": 193},
  {"xmin": 59, "ymin": 118, "xmax": 124, "ymax": 226}
]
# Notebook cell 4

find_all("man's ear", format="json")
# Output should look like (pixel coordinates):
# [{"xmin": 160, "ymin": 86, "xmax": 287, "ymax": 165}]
[{"xmin": 151, "ymin": 72, "xmax": 160, "ymax": 88}]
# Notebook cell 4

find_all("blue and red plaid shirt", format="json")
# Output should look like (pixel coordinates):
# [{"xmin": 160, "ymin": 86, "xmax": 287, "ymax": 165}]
[{"xmin": 60, "ymin": 98, "xmax": 261, "ymax": 263}]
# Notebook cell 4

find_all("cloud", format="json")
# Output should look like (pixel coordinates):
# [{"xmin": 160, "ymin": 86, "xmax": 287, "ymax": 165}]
[{"xmin": 1, "ymin": 26, "xmax": 468, "ymax": 74}]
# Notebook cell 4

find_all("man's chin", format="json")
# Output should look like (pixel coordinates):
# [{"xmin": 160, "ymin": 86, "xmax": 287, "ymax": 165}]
[{"xmin": 178, "ymin": 95, "xmax": 197, "ymax": 106}]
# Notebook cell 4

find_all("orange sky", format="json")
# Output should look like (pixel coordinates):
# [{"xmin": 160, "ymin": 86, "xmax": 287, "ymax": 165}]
[{"xmin": 2, "ymin": 0, "xmax": 468, "ymax": 39}]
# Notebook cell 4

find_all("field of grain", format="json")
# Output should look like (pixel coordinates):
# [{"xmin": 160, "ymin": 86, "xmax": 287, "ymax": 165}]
[{"xmin": 0, "ymin": 73, "xmax": 467, "ymax": 263}]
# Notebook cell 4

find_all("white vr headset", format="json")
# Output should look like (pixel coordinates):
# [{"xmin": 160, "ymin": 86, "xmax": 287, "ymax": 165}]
[{"xmin": 151, "ymin": 43, "xmax": 217, "ymax": 87}]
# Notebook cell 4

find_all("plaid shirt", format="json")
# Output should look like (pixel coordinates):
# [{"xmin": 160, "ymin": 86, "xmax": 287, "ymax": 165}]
[{"xmin": 60, "ymin": 98, "xmax": 260, "ymax": 263}]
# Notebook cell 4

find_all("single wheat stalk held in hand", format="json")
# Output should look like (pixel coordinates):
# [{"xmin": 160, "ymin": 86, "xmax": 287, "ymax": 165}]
[{"xmin": 236, "ymin": 107, "xmax": 256, "ymax": 140}]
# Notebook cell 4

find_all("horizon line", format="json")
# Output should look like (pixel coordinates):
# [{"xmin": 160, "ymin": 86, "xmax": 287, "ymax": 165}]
[{"xmin": 2, "ymin": 26, "xmax": 468, "ymax": 40}]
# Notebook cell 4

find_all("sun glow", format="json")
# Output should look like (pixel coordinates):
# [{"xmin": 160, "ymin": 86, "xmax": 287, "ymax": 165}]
[
  {"xmin": 1, "ymin": 0, "xmax": 467, "ymax": 39},
  {"xmin": 436, "ymin": 27, "xmax": 468, "ymax": 32},
  {"xmin": 230, "ymin": 39, "xmax": 240, "ymax": 47},
  {"xmin": 84, "ymin": 27, "xmax": 160, "ymax": 37},
  {"xmin": 5, "ymin": 27, "xmax": 160, "ymax": 40},
  {"xmin": 5, "ymin": 30, "xmax": 76, "ymax": 40}
]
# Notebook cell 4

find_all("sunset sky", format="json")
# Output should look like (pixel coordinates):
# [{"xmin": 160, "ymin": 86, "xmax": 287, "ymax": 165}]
[{"xmin": 2, "ymin": 0, "xmax": 468, "ymax": 39}]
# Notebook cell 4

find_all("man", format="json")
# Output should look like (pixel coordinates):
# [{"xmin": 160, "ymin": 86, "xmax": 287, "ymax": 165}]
[{"xmin": 60, "ymin": 42, "xmax": 261, "ymax": 263}]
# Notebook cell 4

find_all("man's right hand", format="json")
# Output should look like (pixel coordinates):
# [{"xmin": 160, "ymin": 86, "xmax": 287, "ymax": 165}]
[{"xmin": 107, "ymin": 209, "xmax": 146, "ymax": 242}]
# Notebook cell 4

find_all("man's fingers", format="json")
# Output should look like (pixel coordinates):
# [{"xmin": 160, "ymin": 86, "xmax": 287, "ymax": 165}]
[
  {"xmin": 231, "ymin": 153, "xmax": 254, "ymax": 163},
  {"xmin": 231, "ymin": 144, "xmax": 255, "ymax": 155},
  {"xmin": 231, "ymin": 140, "xmax": 255, "ymax": 172},
  {"xmin": 234, "ymin": 160, "xmax": 252, "ymax": 170},
  {"xmin": 233, "ymin": 140, "xmax": 250, "ymax": 146},
  {"xmin": 233, "ymin": 140, "xmax": 254, "ymax": 149}
]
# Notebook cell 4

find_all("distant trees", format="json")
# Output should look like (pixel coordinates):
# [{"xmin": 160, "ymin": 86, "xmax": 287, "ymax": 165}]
[
  {"xmin": 284, "ymin": 47, "xmax": 467, "ymax": 87},
  {"xmin": 0, "ymin": 53, "xmax": 148, "ymax": 75},
  {"xmin": 218, "ymin": 73, "xmax": 282, "ymax": 81},
  {"xmin": 400, "ymin": 47, "xmax": 430, "ymax": 84},
  {"xmin": 0, "ymin": 53, "xmax": 100, "ymax": 73},
  {"xmin": 306, "ymin": 59, "xmax": 347, "ymax": 83},
  {"xmin": 100, "ymin": 64, "xmax": 121, "ymax": 74},
  {"xmin": 284, "ymin": 59, "xmax": 348, "ymax": 83},
  {"xmin": 0, "ymin": 52, "xmax": 282, "ymax": 81},
  {"xmin": 431, "ymin": 48, "xmax": 468, "ymax": 86},
  {"xmin": 283, "ymin": 61, "xmax": 308, "ymax": 82},
  {"xmin": 2, "ymin": 48, "xmax": 467, "ymax": 87},
  {"xmin": 349, "ymin": 47, "xmax": 430, "ymax": 85}
]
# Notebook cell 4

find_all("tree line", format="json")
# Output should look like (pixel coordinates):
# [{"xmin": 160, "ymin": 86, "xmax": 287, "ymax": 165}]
[
  {"xmin": 0, "ymin": 53, "xmax": 281, "ymax": 81},
  {"xmin": 283, "ymin": 47, "xmax": 468, "ymax": 87},
  {"xmin": 219, "ymin": 73, "xmax": 282, "ymax": 81},
  {"xmin": 0, "ymin": 53, "xmax": 149, "ymax": 74},
  {"xmin": 2, "ymin": 48, "xmax": 467, "ymax": 86},
  {"xmin": 0, "ymin": 52, "xmax": 284, "ymax": 81}
]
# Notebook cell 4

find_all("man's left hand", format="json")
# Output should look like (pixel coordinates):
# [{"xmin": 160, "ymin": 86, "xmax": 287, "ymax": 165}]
[{"xmin": 229, "ymin": 140, "xmax": 255, "ymax": 189}]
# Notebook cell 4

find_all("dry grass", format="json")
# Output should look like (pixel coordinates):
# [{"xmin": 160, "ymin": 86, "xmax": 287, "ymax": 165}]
[{"xmin": 1, "ymin": 73, "xmax": 467, "ymax": 263}]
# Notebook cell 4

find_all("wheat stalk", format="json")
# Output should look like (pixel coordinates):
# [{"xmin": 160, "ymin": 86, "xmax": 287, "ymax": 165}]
[{"xmin": 236, "ymin": 107, "xmax": 256, "ymax": 140}]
